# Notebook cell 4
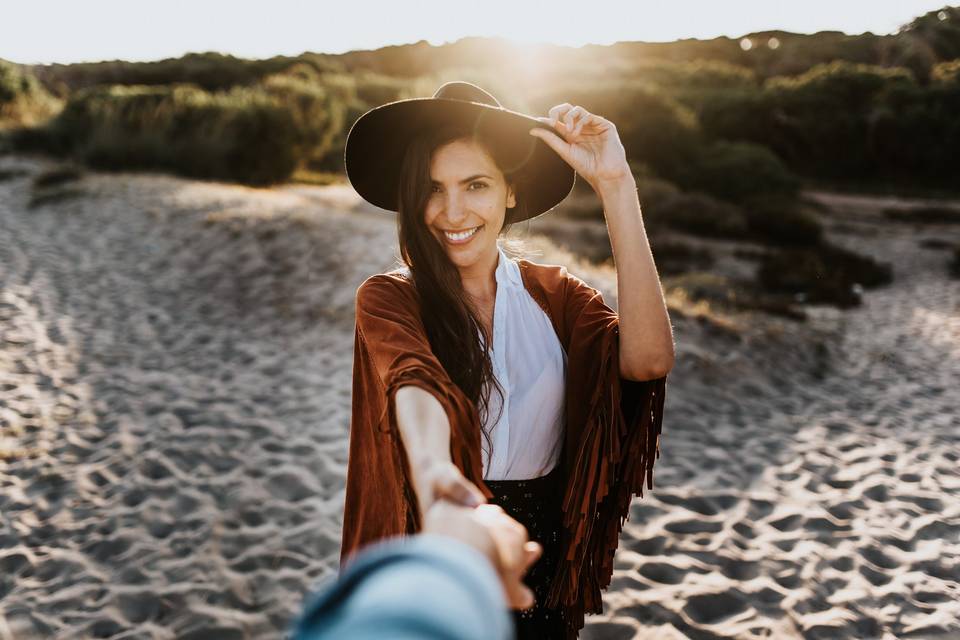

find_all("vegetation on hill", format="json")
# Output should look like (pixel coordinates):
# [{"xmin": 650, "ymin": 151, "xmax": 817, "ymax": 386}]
[{"xmin": 2, "ymin": 5, "xmax": 956, "ymax": 313}]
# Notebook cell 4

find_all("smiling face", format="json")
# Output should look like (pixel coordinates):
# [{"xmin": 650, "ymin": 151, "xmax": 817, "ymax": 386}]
[{"xmin": 424, "ymin": 138, "xmax": 516, "ymax": 276}]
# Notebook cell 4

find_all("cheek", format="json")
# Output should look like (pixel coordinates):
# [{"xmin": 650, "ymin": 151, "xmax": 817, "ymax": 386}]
[
  {"xmin": 423, "ymin": 201, "xmax": 438, "ymax": 225},
  {"xmin": 476, "ymin": 193, "xmax": 502, "ymax": 215}
]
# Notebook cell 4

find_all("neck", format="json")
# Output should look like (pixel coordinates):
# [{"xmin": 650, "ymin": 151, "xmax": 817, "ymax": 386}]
[{"xmin": 459, "ymin": 245, "xmax": 499, "ymax": 303}]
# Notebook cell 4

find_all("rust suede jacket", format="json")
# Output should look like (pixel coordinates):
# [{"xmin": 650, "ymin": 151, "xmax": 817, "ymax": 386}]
[{"xmin": 340, "ymin": 257, "xmax": 668, "ymax": 640}]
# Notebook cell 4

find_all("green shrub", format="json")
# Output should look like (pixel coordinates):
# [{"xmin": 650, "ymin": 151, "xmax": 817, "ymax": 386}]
[
  {"xmin": 762, "ymin": 61, "xmax": 917, "ymax": 179},
  {"xmin": 690, "ymin": 58, "xmax": 960, "ymax": 189},
  {"xmin": 633, "ymin": 59, "xmax": 758, "ymax": 91},
  {"xmin": 932, "ymin": 59, "xmax": 960, "ymax": 85},
  {"xmin": 636, "ymin": 175, "xmax": 681, "ymax": 211},
  {"xmin": 742, "ymin": 194, "xmax": 823, "ymax": 245},
  {"xmin": 25, "ymin": 83, "xmax": 302, "ymax": 185},
  {"xmin": 898, "ymin": 7, "xmax": 960, "ymax": 63},
  {"xmin": 757, "ymin": 241, "xmax": 893, "ymax": 308},
  {"xmin": 0, "ymin": 59, "xmax": 61, "ymax": 126},
  {"xmin": 644, "ymin": 191, "xmax": 749, "ymax": 238},
  {"xmin": 260, "ymin": 65, "xmax": 350, "ymax": 169},
  {"xmin": 673, "ymin": 140, "xmax": 799, "ymax": 202},
  {"xmin": 648, "ymin": 237, "xmax": 715, "ymax": 276}
]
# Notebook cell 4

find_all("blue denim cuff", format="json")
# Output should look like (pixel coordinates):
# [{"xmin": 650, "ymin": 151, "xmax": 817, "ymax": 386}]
[{"xmin": 290, "ymin": 533, "xmax": 512, "ymax": 640}]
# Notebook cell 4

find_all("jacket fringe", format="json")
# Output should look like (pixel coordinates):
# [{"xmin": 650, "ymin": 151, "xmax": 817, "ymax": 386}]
[{"xmin": 544, "ymin": 326, "xmax": 667, "ymax": 640}]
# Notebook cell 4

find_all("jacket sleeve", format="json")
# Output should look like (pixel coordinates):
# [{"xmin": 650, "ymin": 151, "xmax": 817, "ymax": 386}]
[
  {"xmin": 354, "ymin": 275, "xmax": 493, "ymax": 519},
  {"xmin": 545, "ymin": 269, "xmax": 668, "ymax": 628},
  {"xmin": 291, "ymin": 534, "xmax": 511, "ymax": 640}
]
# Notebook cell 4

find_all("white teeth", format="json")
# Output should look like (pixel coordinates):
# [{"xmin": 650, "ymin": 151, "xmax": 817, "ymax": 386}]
[{"xmin": 444, "ymin": 226, "xmax": 480, "ymax": 241}]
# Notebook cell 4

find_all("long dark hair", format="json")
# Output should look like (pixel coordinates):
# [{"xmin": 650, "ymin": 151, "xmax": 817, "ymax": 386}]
[{"xmin": 394, "ymin": 121, "xmax": 533, "ymax": 464}]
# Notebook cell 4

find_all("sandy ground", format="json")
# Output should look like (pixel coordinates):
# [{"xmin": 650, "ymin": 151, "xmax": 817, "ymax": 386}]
[{"xmin": 0, "ymin": 154, "xmax": 958, "ymax": 639}]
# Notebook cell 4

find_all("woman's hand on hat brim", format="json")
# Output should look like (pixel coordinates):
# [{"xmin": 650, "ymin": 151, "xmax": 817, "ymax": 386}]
[{"xmin": 529, "ymin": 105, "xmax": 632, "ymax": 194}]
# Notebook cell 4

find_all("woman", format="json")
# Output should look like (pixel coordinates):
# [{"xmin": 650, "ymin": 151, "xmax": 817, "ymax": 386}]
[{"xmin": 340, "ymin": 81, "xmax": 674, "ymax": 640}]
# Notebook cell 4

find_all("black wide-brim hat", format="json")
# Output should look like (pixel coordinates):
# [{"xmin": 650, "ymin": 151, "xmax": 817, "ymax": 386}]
[{"xmin": 343, "ymin": 81, "xmax": 575, "ymax": 223}]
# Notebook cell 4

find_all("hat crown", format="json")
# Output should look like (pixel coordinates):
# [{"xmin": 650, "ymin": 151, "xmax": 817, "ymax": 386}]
[
  {"xmin": 344, "ymin": 79, "xmax": 575, "ymax": 221},
  {"xmin": 432, "ymin": 81, "xmax": 502, "ymax": 108}
]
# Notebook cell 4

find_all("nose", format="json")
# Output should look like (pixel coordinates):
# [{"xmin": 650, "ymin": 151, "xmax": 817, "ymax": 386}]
[{"xmin": 440, "ymin": 191, "xmax": 470, "ymax": 226}]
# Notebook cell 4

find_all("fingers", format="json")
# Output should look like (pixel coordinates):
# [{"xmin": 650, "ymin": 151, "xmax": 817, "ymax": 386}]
[
  {"xmin": 571, "ymin": 108, "xmax": 592, "ymax": 137},
  {"xmin": 515, "ymin": 541, "xmax": 542, "ymax": 609},
  {"xmin": 505, "ymin": 549, "xmax": 539, "ymax": 610},
  {"xmin": 421, "ymin": 496, "xmax": 548, "ymax": 611},
  {"xmin": 528, "ymin": 120, "xmax": 570, "ymax": 159},
  {"xmin": 545, "ymin": 103, "xmax": 584, "ymax": 131},
  {"xmin": 564, "ymin": 106, "xmax": 585, "ymax": 134},
  {"xmin": 517, "ymin": 583, "xmax": 537, "ymax": 609},
  {"xmin": 538, "ymin": 114, "xmax": 574, "ymax": 139},
  {"xmin": 523, "ymin": 541, "xmax": 543, "ymax": 570},
  {"xmin": 547, "ymin": 103, "xmax": 573, "ymax": 123},
  {"xmin": 539, "ymin": 104, "xmax": 601, "ymax": 140},
  {"xmin": 432, "ymin": 464, "xmax": 486, "ymax": 507}
]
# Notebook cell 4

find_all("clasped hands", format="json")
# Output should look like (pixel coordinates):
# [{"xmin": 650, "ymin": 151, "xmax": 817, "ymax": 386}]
[{"xmin": 414, "ymin": 460, "xmax": 544, "ymax": 611}]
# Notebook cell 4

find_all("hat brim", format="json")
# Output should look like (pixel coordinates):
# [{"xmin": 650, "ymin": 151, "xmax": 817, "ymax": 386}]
[{"xmin": 344, "ymin": 97, "xmax": 576, "ymax": 223}]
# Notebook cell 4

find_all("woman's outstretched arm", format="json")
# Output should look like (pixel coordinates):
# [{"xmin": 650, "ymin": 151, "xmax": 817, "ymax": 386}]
[
  {"xmin": 354, "ymin": 274, "xmax": 489, "ymax": 524},
  {"xmin": 394, "ymin": 385, "xmax": 485, "ymax": 519}
]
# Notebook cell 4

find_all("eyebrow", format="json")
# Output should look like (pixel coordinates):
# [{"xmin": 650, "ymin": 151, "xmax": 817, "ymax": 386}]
[{"xmin": 430, "ymin": 174, "xmax": 492, "ymax": 185}]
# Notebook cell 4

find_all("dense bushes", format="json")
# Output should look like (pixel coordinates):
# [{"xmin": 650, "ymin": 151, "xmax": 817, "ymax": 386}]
[
  {"xmin": 692, "ymin": 59, "xmax": 960, "ymax": 189},
  {"xmin": 259, "ymin": 64, "xmax": 351, "ymax": 171},
  {"xmin": 899, "ymin": 7, "xmax": 960, "ymax": 62},
  {"xmin": 741, "ymin": 195, "xmax": 823, "ymax": 245},
  {"xmin": 27, "ymin": 84, "xmax": 302, "ymax": 185},
  {"xmin": 3, "ymin": 5, "xmax": 958, "ymax": 191},
  {"xmin": 668, "ymin": 140, "xmax": 800, "ymax": 202},
  {"xmin": 932, "ymin": 58, "xmax": 960, "ymax": 83},
  {"xmin": 638, "ymin": 177, "xmax": 819, "ymax": 246},
  {"xmin": 4, "ymin": 65, "xmax": 369, "ymax": 184},
  {"xmin": 643, "ymin": 191, "xmax": 749, "ymax": 238},
  {"xmin": 0, "ymin": 59, "xmax": 61, "ymax": 126},
  {"xmin": 25, "ymin": 51, "xmax": 345, "ymax": 97},
  {"xmin": 634, "ymin": 176, "xmax": 893, "ymax": 309},
  {"xmin": 757, "ymin": 242, "xmax": 893, "ymax": 308},
  {"xmin": 2, "ymin": 62, "xmax": 411, "ymax": 183}
]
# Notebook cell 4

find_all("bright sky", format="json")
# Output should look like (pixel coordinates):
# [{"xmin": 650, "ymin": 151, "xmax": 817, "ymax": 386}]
[{"xmin": 2, "ymin": 0, "xmax": 952, "ymax": 65}]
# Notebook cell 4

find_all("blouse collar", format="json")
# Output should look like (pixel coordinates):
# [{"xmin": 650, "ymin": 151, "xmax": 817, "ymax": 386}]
[{"xmin": 495, "ymin": 244, "xmax": 523, "ymax": 290}]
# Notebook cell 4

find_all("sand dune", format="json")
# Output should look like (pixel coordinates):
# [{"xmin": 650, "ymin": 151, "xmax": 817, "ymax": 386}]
[{"xmin": 1, "ymin": 154, "xmax": 957, "ymax": 639}]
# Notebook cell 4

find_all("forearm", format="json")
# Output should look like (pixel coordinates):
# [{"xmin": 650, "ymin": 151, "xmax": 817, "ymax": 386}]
[
  {"xmin": 597, "ymin": 176, "xmax": 675, "ymax": 379},
  {"xmin": 394, "ymin": 385, "xmax": 453, "ymax": 489}
]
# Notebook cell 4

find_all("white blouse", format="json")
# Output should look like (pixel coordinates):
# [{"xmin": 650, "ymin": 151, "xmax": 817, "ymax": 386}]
[
  {"xmin": 398, "ymin": 245, "xmax": 567, "ymax": 480},
  {"xmin": 479, "ymin": 246, "xmax": 567, "ymax": 480}
]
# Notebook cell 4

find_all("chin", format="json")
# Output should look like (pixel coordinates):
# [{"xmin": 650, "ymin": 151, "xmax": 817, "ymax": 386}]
[{"xmin": 446, "ymin": 245, "xmax": 483, "ymax": 264}]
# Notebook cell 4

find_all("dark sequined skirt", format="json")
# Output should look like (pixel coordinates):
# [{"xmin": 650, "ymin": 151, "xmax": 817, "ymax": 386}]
[{"xmin": 484, "ymin": 462, "xmax": 568, "ymax": 640}]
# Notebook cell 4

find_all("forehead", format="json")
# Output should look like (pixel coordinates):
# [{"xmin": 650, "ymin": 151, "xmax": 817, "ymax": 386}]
[{"xmin": 430, "ymin": 139, "xmax": 497, "ymax": 177}]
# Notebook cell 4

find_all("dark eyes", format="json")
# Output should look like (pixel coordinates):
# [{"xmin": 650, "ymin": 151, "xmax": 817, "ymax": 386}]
[{"xmin": 431, "ymin": 182, "xmax": 487, "ymax": 193}]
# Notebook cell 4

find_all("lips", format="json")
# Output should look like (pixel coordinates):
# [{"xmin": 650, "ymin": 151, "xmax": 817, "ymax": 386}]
[{"xmin": 442, "ymin": 224, "xmax": 483, "ymax": 244}]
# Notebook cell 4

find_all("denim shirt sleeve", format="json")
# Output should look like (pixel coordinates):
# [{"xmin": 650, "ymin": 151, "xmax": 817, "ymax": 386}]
[{"xmin": 289, "ymin": 534, "xmax": 514, "ymax": 640}]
